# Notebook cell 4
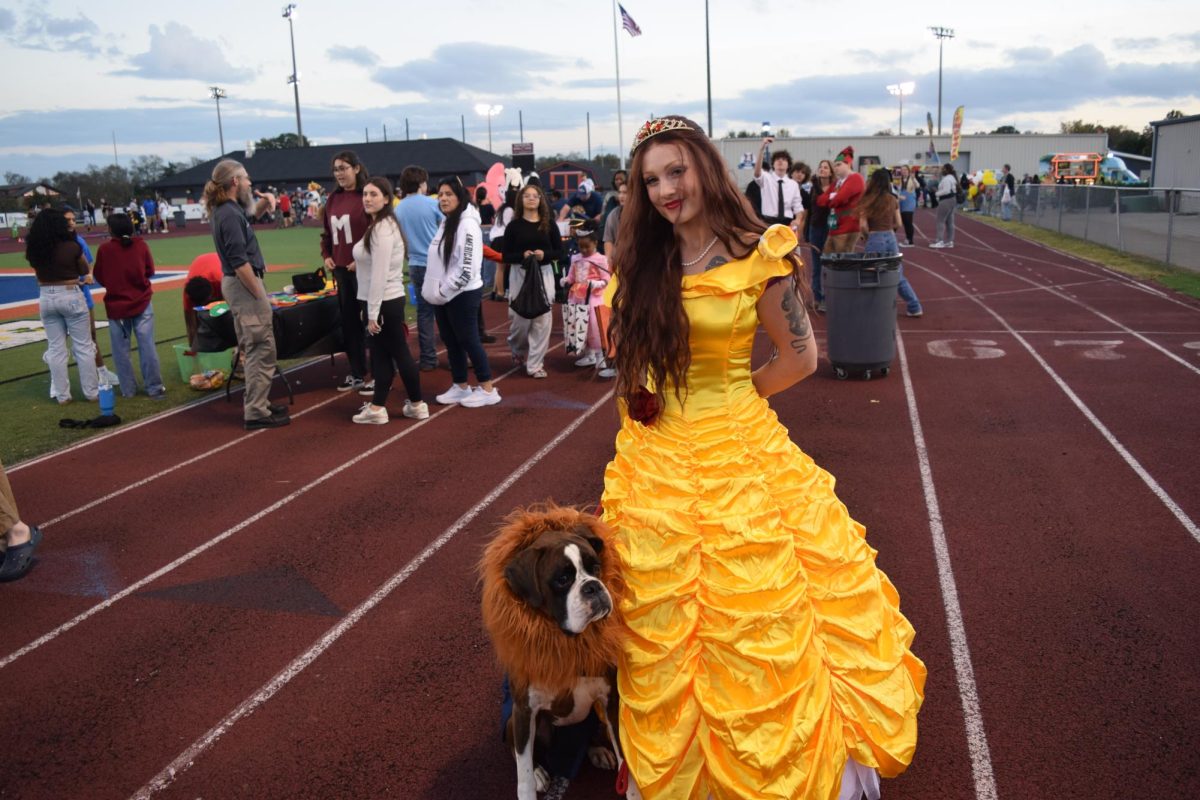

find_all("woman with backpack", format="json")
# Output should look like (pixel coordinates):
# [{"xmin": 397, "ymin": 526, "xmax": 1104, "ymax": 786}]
[
  {"xmin": 501, "ymin": 183, "xmax": 563, "ymax": 379},
  {"xmin": 931, "ymin": 164, "xmax": 959, "ymax": 249}
]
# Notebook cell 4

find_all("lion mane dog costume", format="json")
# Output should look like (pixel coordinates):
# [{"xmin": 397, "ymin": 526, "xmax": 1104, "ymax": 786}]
[{"xmin": 480, "ymin": 503, "xmax": 629, "ymax": 799}]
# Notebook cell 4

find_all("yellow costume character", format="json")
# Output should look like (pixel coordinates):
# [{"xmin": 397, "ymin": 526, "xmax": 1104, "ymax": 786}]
[{"xmin": 602, "ymin": 226, "xmax": 925, "ymax": 799}]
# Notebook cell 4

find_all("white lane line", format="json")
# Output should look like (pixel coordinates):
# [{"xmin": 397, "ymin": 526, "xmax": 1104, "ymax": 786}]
[
  {"xmin": 130, "ymin": 389, "xmax": 614, "ymax": 799},
  {"xmin": 895, "ymin": 328, "xmax": 999, "ymax": 800},
  {"xmin": 9, "ymin": 318, "xmax": 515, "ymax": 473},
  {"xmin": 38, "ymin": 390, "xmax": 346, "ymax": 530},
  {"xmin": 931, "ymin": 249, "xmax": 1200, "ymax": 378},
  {"xmin": 909, "ymin": 257, "xmax": 1200, "ymax": 545},
  {"xmin": 0, "ymin": 355, "xmax": 541, "ymax": 672}
]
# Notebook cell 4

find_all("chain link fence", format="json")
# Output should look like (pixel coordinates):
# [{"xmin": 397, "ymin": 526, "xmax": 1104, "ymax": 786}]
[{"xmin": 963, "ymin": 185, "xmax": 1200, "ymax": 271}]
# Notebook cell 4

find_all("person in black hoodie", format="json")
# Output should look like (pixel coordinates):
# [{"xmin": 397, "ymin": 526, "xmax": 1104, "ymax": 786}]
[
  {"xmin": 501, "ymin": 183, "xmax": 563, "ymax": 379},
  {"xmin": 321, "ymin": 150, "xmax": 373, "ymax": 394}
]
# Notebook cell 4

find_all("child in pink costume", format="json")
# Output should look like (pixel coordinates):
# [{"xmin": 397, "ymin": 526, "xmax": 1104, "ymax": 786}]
[{"xmin": 560, "ymin": 232, "xmax": 610, "ymax": 367}]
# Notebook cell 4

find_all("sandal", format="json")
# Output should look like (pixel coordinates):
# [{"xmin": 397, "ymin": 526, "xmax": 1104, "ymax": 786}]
[{"xmin": 0, "ymin": 526, "xmax": 43, "ymax": 582}]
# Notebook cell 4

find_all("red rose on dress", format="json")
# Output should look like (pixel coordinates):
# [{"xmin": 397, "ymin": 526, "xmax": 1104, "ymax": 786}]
[{"xmin": 628, "ymin": 386, "xmax": 660, "ymax": 426}]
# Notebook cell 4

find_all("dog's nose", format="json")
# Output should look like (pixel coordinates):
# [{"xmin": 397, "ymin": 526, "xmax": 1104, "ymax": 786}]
[{"xmin": 581, "ymin": 580, "xmax": 601, "ymax": 597}]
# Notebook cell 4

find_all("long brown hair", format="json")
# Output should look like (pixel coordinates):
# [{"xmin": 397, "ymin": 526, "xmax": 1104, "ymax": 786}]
[
  {"xmin": 611, "ymin": 115, "xmax": 802, "ymax": 409},
  {"xmin": 518, "ymin": 184, "xmax": 552, "ymax": 235},
  {"xmin": 856, "ymin": 167, "xmax": 897, "ymax": 223},
  {"xmin": 202, "ymin": 159, "xmax": 242, "ymax": 211},
  {"xmin": 362, "ymin": 176, "xmax": 397, "ymax": 254}
]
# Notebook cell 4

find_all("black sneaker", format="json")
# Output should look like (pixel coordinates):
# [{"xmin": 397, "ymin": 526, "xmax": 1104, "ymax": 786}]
[
  {"xmin": 269, "ymin": 403, "xmax": 289, "ymax": 417},
  {"xmin": 245, "ymin": 414, "xmax": 291, "ymax": 430},
  {"xmin": 337, "ymin": 376, "xmax": 364, "ymax": 392},
  {"xmin": 480, "ymin": 334, "xmax": 497, "ymax": 343}
]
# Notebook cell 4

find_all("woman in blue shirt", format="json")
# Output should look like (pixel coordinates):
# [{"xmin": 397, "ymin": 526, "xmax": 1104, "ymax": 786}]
[{"xmin": 897, "ymin": 166, "xmax": 918, "ymax": 247}]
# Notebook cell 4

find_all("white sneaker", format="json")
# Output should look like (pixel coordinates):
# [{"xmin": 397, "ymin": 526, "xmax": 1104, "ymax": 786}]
[
  {"xmin": 460, "ymin": 386, "xmax": 502, "ymax": 407},
  {"xmin": 574, "ymin": 353, "xmax": 600, "ymax": 367},
  {"xmin": 352, "ymin": 403, "xmax": 388, "ymax": 425},
  {"xmin": 597, "ymin": 367, "xmax": 616, "ymax": 379},
  {"xmin": 402, "ymin": 400, "xmax": 430, "ymax": 419},
  {"xmin": 930, "ymin": 241, "xmax": 945, "ymax": 249},
  {"xmin": 899, "ymin": 242, "xmax": 914, "ymax": 248},
  {"xmin": 943, "ymin": 242, "xmax": 954, "ymax": 248},
  {"xmin": 435, "ymin": 384, "xmax": 474, "ymax": 405},
  {"xmin": 357, "ymin": 379, "xmax": 376, "ymax": 396}
]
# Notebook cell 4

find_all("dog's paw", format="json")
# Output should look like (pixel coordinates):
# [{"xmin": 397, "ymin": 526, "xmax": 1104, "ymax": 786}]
[
  {"xmin": 534, "ymin": 765, "xmax": 550, "ymax": 793},
  {"xmin": 588, "ymin": 745, "xmax": 618, "ymax": 770}
]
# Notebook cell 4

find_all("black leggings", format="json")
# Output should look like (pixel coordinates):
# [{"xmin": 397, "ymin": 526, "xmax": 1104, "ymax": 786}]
[
  {"xmin": 362, "ymin": 298, "xmax": 421, "ymax": 406},
  {"xmin": 334, "ymin": 267, "xmax": 368, "ymax": 378},
  {"xmin": 900, "ymin": 211, "xmax": 915, "ymax": 245},
  {"xmin": 433, "ymin": 288, "xmax": 492, "ymax": 384}
]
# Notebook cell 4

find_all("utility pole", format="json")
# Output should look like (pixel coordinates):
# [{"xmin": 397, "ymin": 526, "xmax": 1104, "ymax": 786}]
[
  {"xmin": 705, "ymin": 0, "xmax": 713, "ymax": 137},
  {"xmin": 587, "ymin": 112, "xmax": 592, "ymax": 161},
  {"xmin": 283, "ymin": 4, "xmax": 304, "ymax": 145},
  {"xmin": 209, "ymin": 86, "xmax": 227, "ymax": 154},
  {"xmin": 928, "ymin": 26, "xmax": 955, "ymax": 135},
  {"xmin": 519, "ymin": 110, "xmax": 524, "ymax": 141},
  {"xmin": 461, "ymin": 114, "xmax": 466, "ymax": 143},
  {"xmin": 405, "ymin": 118, "xmax": 410, "ymax": 141}
]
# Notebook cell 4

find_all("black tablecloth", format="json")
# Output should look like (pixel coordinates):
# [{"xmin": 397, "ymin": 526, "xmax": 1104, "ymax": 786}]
[{"xmin": 196, "ymin": 295, "xmax": 342, "ymax": 358}]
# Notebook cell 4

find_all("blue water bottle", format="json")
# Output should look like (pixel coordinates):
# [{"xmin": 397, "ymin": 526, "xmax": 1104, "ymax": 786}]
[{"xmin": 98, "ymin": 369, "xmax": 115, "ymax": 416}]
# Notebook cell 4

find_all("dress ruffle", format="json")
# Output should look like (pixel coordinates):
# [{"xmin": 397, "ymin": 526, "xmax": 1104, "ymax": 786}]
[{"xmin": 602, "ymin": 246, "xmax": 924, "ymax": 799}]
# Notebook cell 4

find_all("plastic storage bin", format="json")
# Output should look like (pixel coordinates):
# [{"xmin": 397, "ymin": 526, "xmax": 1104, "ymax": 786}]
[
  {"xmin": 173, "ymin": 344, "xmax": 236, "ymax": 381},
  {"xmin": 820, "ymin": 252, "xmax": 902, "ymax": 380}
]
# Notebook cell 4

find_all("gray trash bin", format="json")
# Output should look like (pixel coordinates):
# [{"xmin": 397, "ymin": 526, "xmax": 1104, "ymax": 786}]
[
  {"xmin": 173, "ymin": 210, "xmax": 187, "ymax": 229},
  {"xmin": 821, "ymin": 252, "xmax": 901, "ymax": 380}
]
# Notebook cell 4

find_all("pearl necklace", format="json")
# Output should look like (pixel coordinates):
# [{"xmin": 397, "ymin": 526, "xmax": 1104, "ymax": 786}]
[{"xmin": 681, "ymin": 235, "xmax": 720, "ymax": 268}]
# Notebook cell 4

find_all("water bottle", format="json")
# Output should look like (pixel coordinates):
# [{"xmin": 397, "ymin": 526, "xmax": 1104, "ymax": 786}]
[{"xmin": 98, "ymin": 368, "xmax": 115, "ymax": 416}]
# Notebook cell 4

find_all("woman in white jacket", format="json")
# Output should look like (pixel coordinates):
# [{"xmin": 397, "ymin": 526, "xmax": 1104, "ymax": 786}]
[
  {"xmin": 423, "ymin": 177, "xmax": 500, "ymax": 408},
  {"xmin": 351, "ymin": 177, "xmax": 427, "ymax": 424}
]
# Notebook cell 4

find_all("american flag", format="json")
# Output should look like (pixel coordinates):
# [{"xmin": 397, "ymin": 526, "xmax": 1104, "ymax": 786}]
[{"xmin": 620, "ymin": 4, "xmax": 642, "ymax": 37}]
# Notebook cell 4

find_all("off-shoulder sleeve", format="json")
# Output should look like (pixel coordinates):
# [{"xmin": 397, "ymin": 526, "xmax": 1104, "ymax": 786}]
[{"xmin": 681, "ymin": 225, "xmax": 796, "ymax": 298}]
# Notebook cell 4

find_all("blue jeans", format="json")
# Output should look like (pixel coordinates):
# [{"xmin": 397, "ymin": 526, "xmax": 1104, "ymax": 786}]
[
  {"xmin": 408, "ymin": 264, "xmax": 438, "ymax": 367},
  {"xmin": 433, "ymin": 289, "xmax": 491, "ymax": 384},
  {"xmin": 808, "ymin": 224, "xmax": 829, "ymax": 302},
  {"xmin": 865, "ymin": 232, "xmax": 922, "ymax": 315},
  {"xmin": 108, "ymin": 305, "xmax": 164, "ymax": 397},
  {"xmin": 1001, "ymin": 201, "xmax": 1013, "ymax": 221},
  {"xmin": 40, "ymin": 285, "xmax": 99, "ymax": 402}
]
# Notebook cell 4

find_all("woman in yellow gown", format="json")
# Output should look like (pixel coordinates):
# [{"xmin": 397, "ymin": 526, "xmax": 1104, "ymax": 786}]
[{"xmin": 602, "ymin": 117, "xmax": 925, "ymax": 800}]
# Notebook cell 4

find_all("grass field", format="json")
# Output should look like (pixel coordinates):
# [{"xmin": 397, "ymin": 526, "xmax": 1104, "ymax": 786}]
[
  {"xmin": 1, "ymin": 228, "xmax": 334, "ymax": 465},
  {"xmin": 971, "ymin": 215, "xmax": 1200, "ymax": 300}
]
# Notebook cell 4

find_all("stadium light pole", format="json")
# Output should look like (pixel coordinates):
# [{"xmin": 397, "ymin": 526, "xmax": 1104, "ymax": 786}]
[
  {"xmin": 209, "ymin": 86, "xmax": 227, "ymax": 154},
  {"xmin": 475, "ymin": 103, "xmax": 503, "ymax": 153},
  {"xmin": 283, "ymin": 4, "xmax": 304, "ymax": 145},
  {"xmin": 928, "ymin": 26, "xmax": 954, "ymax": 135},
  {"xmin": 886, "ymin": 82, "xmax": 915, "ymax": 135}
]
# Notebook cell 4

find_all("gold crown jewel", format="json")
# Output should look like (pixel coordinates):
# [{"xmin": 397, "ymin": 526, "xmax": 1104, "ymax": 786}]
[{"xmin": 631, "ymin": 117, "xmax": 695, "ymax": 154}]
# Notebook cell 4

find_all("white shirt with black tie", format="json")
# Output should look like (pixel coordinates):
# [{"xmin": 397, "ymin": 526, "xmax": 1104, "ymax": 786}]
[{"xmin": 753, "ymin": 171, "xmax": 805, "ymax": 221}]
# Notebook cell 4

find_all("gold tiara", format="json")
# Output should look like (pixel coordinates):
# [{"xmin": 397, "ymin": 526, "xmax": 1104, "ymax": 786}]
[{"xmin": 631, "ymin": 117, "xmax": 696, "ymax": 154}]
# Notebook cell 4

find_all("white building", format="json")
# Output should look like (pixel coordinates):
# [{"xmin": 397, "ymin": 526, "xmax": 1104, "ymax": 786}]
[
  {"xmin": 716, "ymin": 133, "xmax": 1108, "ymax": 181},
  {"xmin": 1149, "ymin": 114, "xmax": 1200, "ymax": 188}
]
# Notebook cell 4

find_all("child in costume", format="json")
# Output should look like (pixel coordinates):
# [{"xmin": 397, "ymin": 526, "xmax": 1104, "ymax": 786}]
[
  {"xmin": 603, "ymin": 116, "xmax": 925, "ymax": 799},
  {"xmin": 560, "ymin": 231, "xmax": 610, "ymax": 365}
]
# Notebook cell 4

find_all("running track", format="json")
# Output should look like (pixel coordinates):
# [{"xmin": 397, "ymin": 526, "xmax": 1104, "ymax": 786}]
[{"xmin": 3, "ymin": 211, "xmax": 1199, "ymax": 799}]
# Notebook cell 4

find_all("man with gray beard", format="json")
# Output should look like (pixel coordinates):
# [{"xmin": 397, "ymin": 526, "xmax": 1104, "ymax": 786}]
[{"xmin": 203, "ymin": 159, "xmax": 289, "ymax": 429}]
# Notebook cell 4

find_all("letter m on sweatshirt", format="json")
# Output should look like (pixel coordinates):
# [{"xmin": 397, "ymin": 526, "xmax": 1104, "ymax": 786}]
[{"xmin": 330, "ymin": 214, "xmax": 353, "ymax": 246}]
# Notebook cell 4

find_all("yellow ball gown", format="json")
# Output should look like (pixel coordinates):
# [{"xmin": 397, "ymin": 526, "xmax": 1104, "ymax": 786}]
[{"xmin": 601, "ymin": 234, "xmax": 926, "ymax": 799}]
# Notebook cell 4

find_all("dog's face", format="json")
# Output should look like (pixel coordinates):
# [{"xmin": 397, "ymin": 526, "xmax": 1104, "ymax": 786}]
[{"xmin": 503, "ymin": 529, "xmax": 613, "ymax": 635}]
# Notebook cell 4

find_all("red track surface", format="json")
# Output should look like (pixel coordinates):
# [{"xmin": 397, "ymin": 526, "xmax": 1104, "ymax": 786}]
[{"xmin": 3, "ymin": 212, "xmax": 1199, "ymax": 799}]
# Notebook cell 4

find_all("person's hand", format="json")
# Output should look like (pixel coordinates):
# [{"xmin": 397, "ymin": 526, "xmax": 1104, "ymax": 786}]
[
  {"xmin": 346, "ymin": 261, "xmax": 356, "ymax": 272},
  {"xmin": 83, "ymin": 273, "xmax": 94, "ymax": 285},
  {"xmin": 761, "ymin": 136, "xmax": 773, "ymax": 148},
  {"xmin": 323, "ymin": 257, "xmax": 335, "ymax": 270},
  {"xmin": 533, "ymin": 249, "xmax": 545, "ymax": 261},
  {"xmin": 367, "ymin": 320, "xmax": 381, "ymax": 335},
  {"xmin": 523, "ymin": 250, "xmax": 533, "ymax": 258}
]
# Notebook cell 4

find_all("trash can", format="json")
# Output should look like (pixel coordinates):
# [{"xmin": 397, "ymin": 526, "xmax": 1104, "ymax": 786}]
[
  {"xmin": 173, "ymin": 210, "xmax": 187, "ymax": 229},
  {"xmin": 820, "ymin": 252, "xmax": 902, "ymax": 380}
]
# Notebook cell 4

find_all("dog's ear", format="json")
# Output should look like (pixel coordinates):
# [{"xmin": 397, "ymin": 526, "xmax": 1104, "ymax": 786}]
[
  {"xmin": 574, "ymin": 524, "xmax": 605, "ymax": 557},
  {"xmin": 504, "ymin": 547, "xmax": 544, "ymax": 609}
]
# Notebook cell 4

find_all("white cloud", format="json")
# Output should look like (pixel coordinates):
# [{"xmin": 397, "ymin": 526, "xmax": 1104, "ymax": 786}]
[
  {"xmin": 3, "ymin": 6, "xmax": 102, "ymax": 55},
  {"xmin": 114, "ymin": 22, "xmax": 251, "ymax": 83},
  {"xmin": 327, "ymin": 45, "xmax": 378, "ymax": 68},
  {"xmin": 375, "ymin": 43, "xmax": 566, "ymax": 95}
]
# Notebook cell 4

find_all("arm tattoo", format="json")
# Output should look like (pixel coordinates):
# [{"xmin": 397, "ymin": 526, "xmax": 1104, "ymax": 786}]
[
  {"xmin": 704, "ymin": 255, "xmax": 729, "ymax": 271},
  {"xmin": 780, "ymin": 280, "xmax": 810, "ymax": 354}
]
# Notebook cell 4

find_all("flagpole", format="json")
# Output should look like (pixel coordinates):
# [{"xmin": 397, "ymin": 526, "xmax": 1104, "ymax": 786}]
[{"xmin": 611, "ymin": 0, "xmax": 626, "ymax": 169}]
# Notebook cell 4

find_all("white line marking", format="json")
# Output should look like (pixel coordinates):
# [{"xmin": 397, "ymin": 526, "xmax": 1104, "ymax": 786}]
[
  {"xmin": 129, "ymin": 389, "xmax": 614, "ymax": 799},
  {"xmin": 931, "ymin": 249, "xmax": 1200, "ymax": 378},
  {"xmin": 909, "ymin": 258, "xmax": 1200, "ymax": 545},
  {"xmin": 0, "ymin": 354, "xmax": 539, "ymax": 672},
  {"xmin": 896, "ymin": 328, "xmax": 999, "ymax": 800}
]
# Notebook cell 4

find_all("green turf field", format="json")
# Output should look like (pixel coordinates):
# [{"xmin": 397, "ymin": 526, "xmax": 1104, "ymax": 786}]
[{"xmin": 0, "ymin": 228, "xmax": 336, "ymax": 465}]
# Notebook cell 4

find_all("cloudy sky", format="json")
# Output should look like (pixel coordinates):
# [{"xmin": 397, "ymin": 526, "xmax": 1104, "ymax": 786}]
[{"xmin": 1, "ymin": 0, "xmax": 1197, "ymax": 179}]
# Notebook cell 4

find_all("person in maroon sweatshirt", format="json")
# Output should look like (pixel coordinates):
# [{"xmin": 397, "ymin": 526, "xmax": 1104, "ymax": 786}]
[
  {"xmin": 320, "ymin": 150, "xmax": 373, "ymax": 394},
  {"xmin": 92, "ymin": 213, "xmax": 165, "ymax": 398},
  {"xmin": 818, "ymin": 146, "xmax": 866, "ymax": 254}
]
